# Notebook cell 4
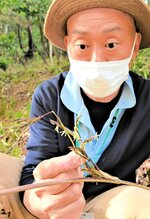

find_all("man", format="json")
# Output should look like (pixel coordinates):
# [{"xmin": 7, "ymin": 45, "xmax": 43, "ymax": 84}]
[{"xmin": 8, "ymin": 0, "xmax": 150, "ymax": 218}]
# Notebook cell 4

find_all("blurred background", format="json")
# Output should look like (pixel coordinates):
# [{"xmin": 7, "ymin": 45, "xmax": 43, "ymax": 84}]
[{"xmin": 0, "ymin": 0, "xmax": 150, "ymax": 156}]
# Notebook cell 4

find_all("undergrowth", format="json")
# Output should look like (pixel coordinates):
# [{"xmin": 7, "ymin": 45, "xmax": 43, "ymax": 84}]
[
  {"xmin": 0, "ymin": 49, "xmax": 150, "ymax": 157},
  {"xmin": 0, "ymin": 56, "xmax": 69, "ymax": 156}
]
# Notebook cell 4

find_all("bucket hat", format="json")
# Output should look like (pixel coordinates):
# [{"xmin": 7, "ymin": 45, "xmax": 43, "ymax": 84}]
[{"xmin": 44, "ymin": 0, "xmax": 150, "ymax": 50}]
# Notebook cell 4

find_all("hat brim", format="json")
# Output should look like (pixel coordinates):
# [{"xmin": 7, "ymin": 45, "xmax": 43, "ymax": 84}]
[{"xmin": 44, "ymin": 0, "xmax": 150, "ymax": 50}]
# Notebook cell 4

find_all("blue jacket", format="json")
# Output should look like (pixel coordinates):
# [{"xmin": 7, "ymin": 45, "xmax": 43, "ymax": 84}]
[{"xmin": 20, "ymin": 71, "xmax": 150, "ymax": 200}]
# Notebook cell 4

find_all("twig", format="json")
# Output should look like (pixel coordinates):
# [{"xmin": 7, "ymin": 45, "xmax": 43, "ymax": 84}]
[
  {"xmin": 0, "ymin": 112, "xmax": 53, "ymax": 154},
  {"xmin": 0, "ymin": 177, "xmax": 150, "ymax": 196},
  {"xmin": 1, "ymin": 111, "xmax": 150, "ymax": 196}
]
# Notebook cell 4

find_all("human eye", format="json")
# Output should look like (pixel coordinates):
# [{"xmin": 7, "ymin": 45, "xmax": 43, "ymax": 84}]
[
  {"xmin": 76, "ymin": 44, "xmax": 89, "ymax": 50},
  {"xmin": 105, "ymin": 42, "xmax": 118, "ymax": 49}
]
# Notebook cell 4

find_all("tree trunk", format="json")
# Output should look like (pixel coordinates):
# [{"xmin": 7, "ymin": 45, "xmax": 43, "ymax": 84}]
[
  {"xmin": 24, "ymin": 26, "xmax": 34, "ymax": 59},
  {"xmin": 49, "ymin": 42, "xmax": 53, "ymax": 65},
  {"xmin": 38, "ymin": 22, "xmax": 49, "ymax": 58},
  {"xmin": 17, "ymin": 24, "xmax": 25, "ymax": 53}
]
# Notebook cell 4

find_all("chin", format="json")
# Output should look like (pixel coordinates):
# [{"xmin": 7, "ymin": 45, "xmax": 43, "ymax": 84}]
[{"xmin": 86, "ymin": 90, "xmax": 119, "ymax": 103}]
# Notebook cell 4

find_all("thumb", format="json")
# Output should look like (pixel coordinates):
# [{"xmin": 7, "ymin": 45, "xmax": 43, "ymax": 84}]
[{"xmin": 33, "ymin": 151, "xmax": 82, "ymax": 179}]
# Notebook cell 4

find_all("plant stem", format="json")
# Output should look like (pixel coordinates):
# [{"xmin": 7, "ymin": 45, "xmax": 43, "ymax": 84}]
[{"xmin": 0, "ymin": 177, "xmax": 150, "ymax": 196}]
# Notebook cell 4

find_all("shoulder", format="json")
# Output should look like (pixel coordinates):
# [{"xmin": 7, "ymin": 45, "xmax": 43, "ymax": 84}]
[
  {"xmin": 130, "ymin": 71, "xmax": 150, "ymax": 114},
  {"xmin": 130, "ymin": 71, "xmax": 150, "ymax": 95},
  {"xmin": 34, "ymin": 72, "xmax": 68, "ymax": 99},
  {"xmin": 30, "ymin": 72, "xmax": 68, "ymax": 113}
]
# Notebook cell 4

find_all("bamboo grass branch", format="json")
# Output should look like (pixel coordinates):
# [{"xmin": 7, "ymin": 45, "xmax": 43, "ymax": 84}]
[
  {"xmin": 50, "ymin": 112, "xmax": 76, "ymax": 147},
  {"xmin": 49, "ymin": 111, "xmax": 150, "ymax": 191},
  {"xmin": 1, "ymin": 111, "xmax": 150, "ymax": 196},
  {"xmin": 0, "ymin": 177, "xmax": 150, "ymax": 196},
  {"xmin": 0, "ymin": 112, "xmax": 53, "ymax": 154},
  {"xmin": 51, "ymin": 119, "xmax": 76, "ymax": 147}
]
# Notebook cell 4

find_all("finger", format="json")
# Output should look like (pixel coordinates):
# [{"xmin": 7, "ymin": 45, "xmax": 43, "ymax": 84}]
[
  {"xmin": 33, "ymin": 151, "xmax": 82, "ymax": 179},
  {"xmin": 35, "ymin": 167, "xmax": 83, "ymax": 196},
  {"xmin": 39, "ymin": 183, "xmax": 84, "ymax": 214},
  {"xmin": 49, "ymin": 194, "xmax": 85, "ymax": 219}
]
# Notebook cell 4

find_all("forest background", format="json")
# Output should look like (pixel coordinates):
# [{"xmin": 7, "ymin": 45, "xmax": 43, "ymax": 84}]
[{"xmin": 0, "ymin": 0, "xmax": 150, "ymax": 157}]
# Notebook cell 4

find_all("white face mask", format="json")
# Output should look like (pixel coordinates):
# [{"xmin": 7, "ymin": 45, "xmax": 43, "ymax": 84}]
[{"xmin": 68, "ymin": 35, "xmax": 137, "ymax": 98}]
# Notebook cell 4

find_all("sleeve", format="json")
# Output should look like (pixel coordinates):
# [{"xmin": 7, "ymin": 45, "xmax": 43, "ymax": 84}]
[{"xmin": 20, "ymin": 79, "xmax": 60, "ymax": 188}]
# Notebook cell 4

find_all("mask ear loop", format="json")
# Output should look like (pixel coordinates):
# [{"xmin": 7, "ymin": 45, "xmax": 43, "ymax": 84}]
[
  {"xmin": 128, "ymin": 33, "xmax": 137, "ymax": 62},
  {"xmin": 67, "ymin": 47, "xmax": 72, "ymax": 61}
]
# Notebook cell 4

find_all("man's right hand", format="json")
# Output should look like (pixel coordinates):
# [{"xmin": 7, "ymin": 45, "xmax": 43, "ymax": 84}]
[{"xmin": 23, "ymin": 151, "xmax": 85, "ymax": 219}]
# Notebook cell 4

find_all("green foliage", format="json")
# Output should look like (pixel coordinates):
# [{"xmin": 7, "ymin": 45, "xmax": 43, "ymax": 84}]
[
  {"xmin": 0, "ymin": 50, "xmax": 150, "ymax": 157},
  {"xmin": 0, "ymin": 0, "xmax": 52, "ymax": 65},
  {"xmin": 0, "ymin": 0, "xmax": 150, "ymax": 158},
  {"xmin": 49, "ymin": 57, "xmax": 69, "ymax": 75},
  {"xmin": 0, "ymin": 113, "xmax": 50, "ymax": 157},
  {"xmin": 147, "ymin": 169, "xmax": 150, "ymax": 182},
  {"xmin": 0, "ymin": 32, "xmax": 19, "ymax": 64},
  {"xmin": 0, "ymin": 57, "xmax": 69, "ymax": 119},
  {"xmin": 131, "ymin": 48, "xmax": 150, "ymax": 78},
  {"xmin": 0, "ymin": 59, "xmax": 8, "ymax": 71}
]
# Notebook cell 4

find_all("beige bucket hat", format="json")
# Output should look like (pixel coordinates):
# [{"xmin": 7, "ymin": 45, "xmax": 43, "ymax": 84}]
[{"xmin": 44, "ymin": 0, "xmax": 150, "ymax": 50}]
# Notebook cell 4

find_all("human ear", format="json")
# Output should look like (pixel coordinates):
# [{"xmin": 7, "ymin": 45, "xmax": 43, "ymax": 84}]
[{"xmin": 64, "ymin": 35, "xmax": 69, "ymax": 50}]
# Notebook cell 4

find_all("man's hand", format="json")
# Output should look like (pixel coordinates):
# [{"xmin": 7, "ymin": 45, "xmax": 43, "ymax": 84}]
[{"xmin": 23, "ymin": 152, "xmax": 85, "ymax": 219}]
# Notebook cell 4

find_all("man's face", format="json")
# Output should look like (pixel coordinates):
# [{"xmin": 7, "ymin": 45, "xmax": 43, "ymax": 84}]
[{"xmin": 64, "ymin": 8, "xmax": 141, "ymax": 63}]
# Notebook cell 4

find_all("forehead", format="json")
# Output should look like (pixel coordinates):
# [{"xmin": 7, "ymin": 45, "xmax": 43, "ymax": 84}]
[{"xmin": 66, "ymin": 8, "xmax": 135, "ymax": 33}]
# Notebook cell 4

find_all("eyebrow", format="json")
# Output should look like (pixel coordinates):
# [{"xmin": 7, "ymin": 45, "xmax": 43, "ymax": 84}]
[
  {"xmin": 71, "ymin": 26, "xmax": 123, "ymax": 35},
  {"xmin": 71, "ymin": 29, "xmax": 89, "ymax": 35},
  {"xmin": 102, "ymin": 26, "xmax": 123, "ymax": 33}
]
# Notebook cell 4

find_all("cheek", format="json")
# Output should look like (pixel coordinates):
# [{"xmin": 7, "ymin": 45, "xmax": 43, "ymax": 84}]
[
  {"xmin": 68, "ymin": 47, "xmax": 91, "ymax": 61},
  {"xmin": 118, "ymin": 48, "xmax": 132, "ymax": 60}
]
